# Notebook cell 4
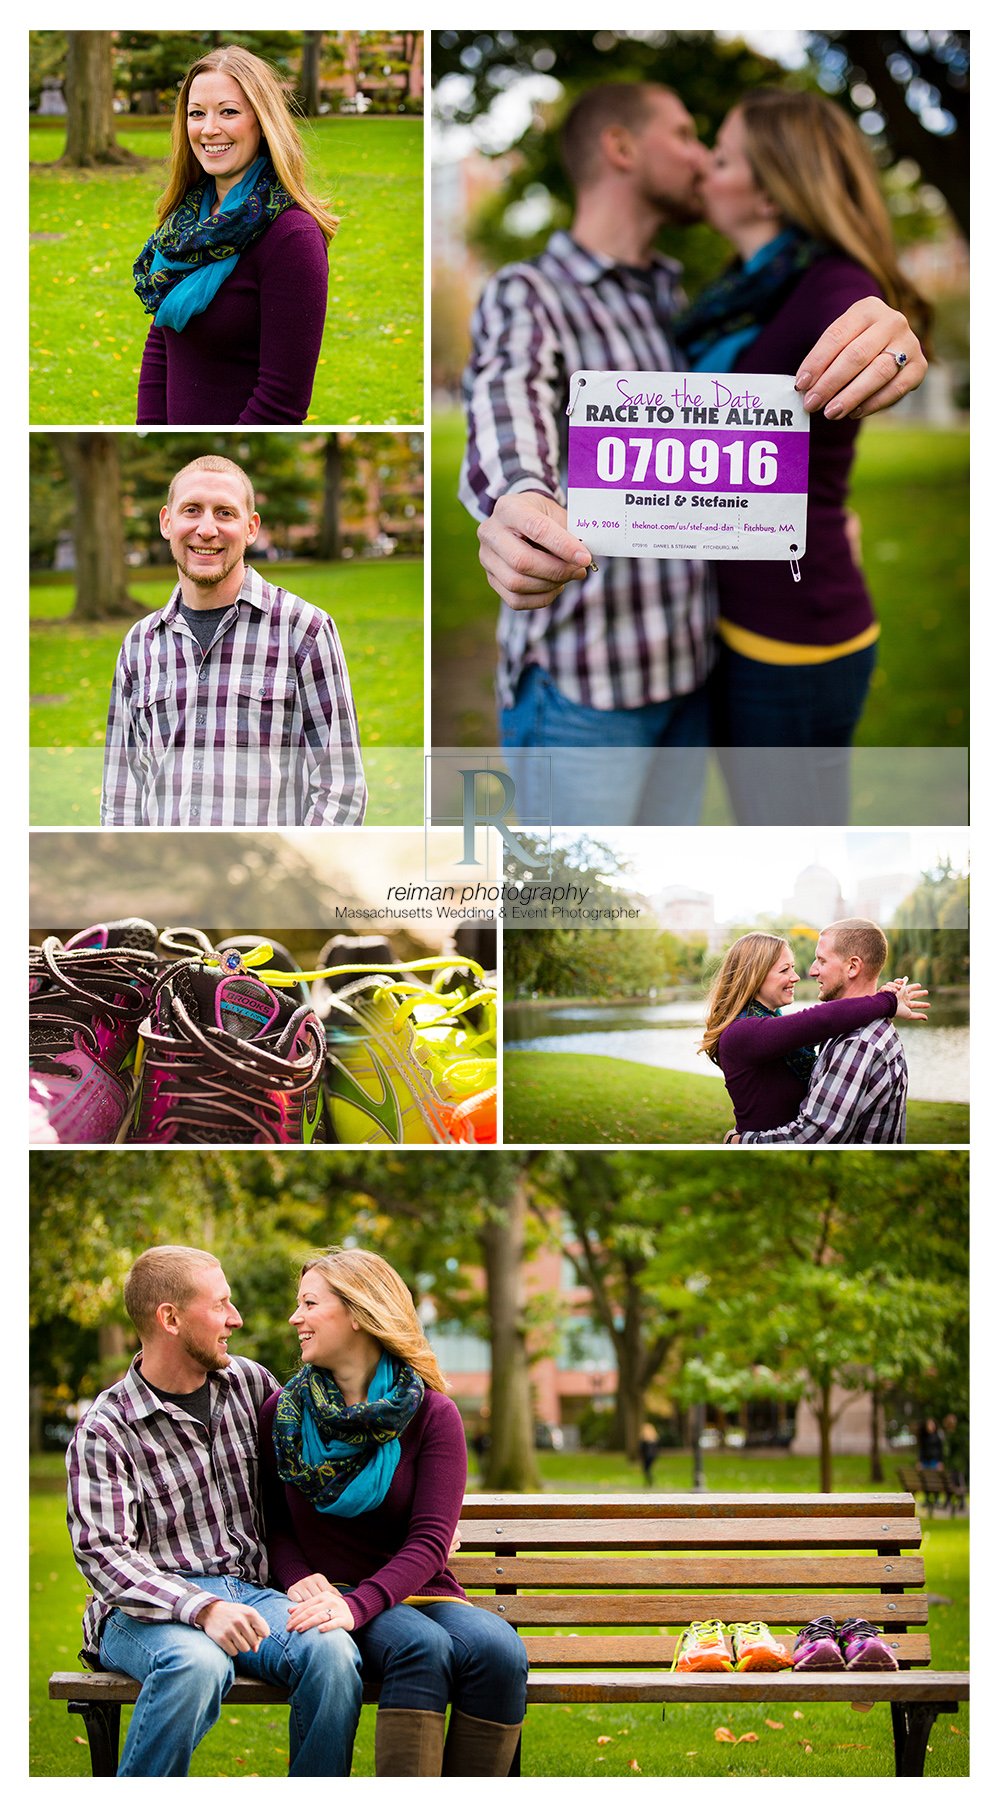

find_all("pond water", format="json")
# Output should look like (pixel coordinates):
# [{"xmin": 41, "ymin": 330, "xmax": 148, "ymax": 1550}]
[{"xmin": 504, "ymin": 995, "xmax": 969, "ymax": 1103}]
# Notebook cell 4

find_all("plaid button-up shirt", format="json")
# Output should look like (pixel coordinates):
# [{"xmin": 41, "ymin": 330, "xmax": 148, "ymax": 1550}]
[
  {"xmin": 100, "ymin": 566, "xmax": 367, "ymax": 827},
  {"xmin": 461, "ymin": 230, "xmax": 714, "ymax": 713},
  {"xmin": 740, "ymin": 1020, "xmax": 908, "ymax": 1144},
  {"xmin": 67, "ymin": 1354, "xmax": 279, "ymax": 1660}
]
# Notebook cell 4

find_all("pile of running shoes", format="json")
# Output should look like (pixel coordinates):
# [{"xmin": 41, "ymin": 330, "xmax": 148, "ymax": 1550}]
[
  {"xmin": 29, "ymin": 921, "xmax": 496, "ymax": 1147},
  {"xmin": 671, "ymin": 1614, "xmax": 899, "ymax": 1672}
]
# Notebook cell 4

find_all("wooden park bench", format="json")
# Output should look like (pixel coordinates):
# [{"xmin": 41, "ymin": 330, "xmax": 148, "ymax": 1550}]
[{"xmin": 49, "ymin": 1492, "xmax": 968, "ymax": 1778}]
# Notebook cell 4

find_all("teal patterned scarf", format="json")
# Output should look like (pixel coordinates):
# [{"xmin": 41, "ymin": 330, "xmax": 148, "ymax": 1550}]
[
  {"xmin": 273, "ymin": 1354, "xmax": 424, "ymax": 1517},
  {"xmin": 738, "ymin": 997, "xmax": 816, "ymax": 1083},
  {"xmin": 675, "ymin": 229, "xmax": 831, "ymax": 365},
  {"xmin": 133, "ymin": 155, "xmax": 294, "ymax": 331}
]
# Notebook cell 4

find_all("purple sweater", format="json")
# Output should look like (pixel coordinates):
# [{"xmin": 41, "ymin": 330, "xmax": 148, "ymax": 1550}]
[
  {"xmin": 136, "ymin": 208, "xmax": 329, "ymax": 425},
  {"xmin": 259, "ymin": 1387, "xmax": 469, "ymax": 1631},
  {"xmin": 719, "ymin": 256, "xmax": 882, "ymax": 648},
  {"xmin": 717, "ymin": 989, "xmax": 898, "ymax": 1132}
]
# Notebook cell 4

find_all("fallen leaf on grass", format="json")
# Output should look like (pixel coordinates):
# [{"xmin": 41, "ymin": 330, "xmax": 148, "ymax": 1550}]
[
  {"xmin": 792, "ymin": 1710, "xmax": 805, "ymax": 1720},
  {"xmin": 737, "ymin": 1733, "xmax": 759, "ymax": 1744},
  {"xmin": 596, "ymin": 1736, "xmax": 612, "ymax": 1745},
  {"xmin": 800, "ymin": 1743, "xmax": 813, "ymax": 1754},
  {"xmin": 765, "ymin": 1719, "xmax": 784, "ymax": 1730},
  {"xmin": 715, "ymin": 1728, "xmax": 737, "ymax": 1743},
  {"xmin": 950, "ymin": 1726, "xmax": 966, "ymax": 1736},
  {"xmin": 685, "ymin": 1751, "xmax": 697, "ymax": 1757},
  {"xmin": 73, "ymin": 1736, "xmax": 86, "ymax": 1745},
  {"xmin": 835, "ymin": 1744, "xmax": 870, "ymax": 1751},
  {"xmin": 628, "ymin": 1759, "xmax": 641, "ymax": 1773}
]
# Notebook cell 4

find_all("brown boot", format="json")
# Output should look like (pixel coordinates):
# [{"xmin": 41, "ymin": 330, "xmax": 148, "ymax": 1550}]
[
  {"xmin": 442, "ymin": 1708, "xmax": 523, "ymax": 1776},
  {"xmin": 374, "ymin": 1707, "xmax": 447, "ymax": 1776}
]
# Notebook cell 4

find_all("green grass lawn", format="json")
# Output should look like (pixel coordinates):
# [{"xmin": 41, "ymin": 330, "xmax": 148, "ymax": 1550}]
[
  {"xmin": 30, "ymin": 1448, "xmax": 968, "ymax": 1777},
  {"xmin": 29, "ymin": 117, "xmax": 422, "ymax": 425},
  {"xmin": 431, "ymin": 408, "xmax": 969, "ymax": 757},
  {"xmin": 503, "ymin": 1051, "xmax": 969, "ymax": 1145},
  {"xmin": 29, "ymin": 558, "xmax": 423, "ymax": 825}
]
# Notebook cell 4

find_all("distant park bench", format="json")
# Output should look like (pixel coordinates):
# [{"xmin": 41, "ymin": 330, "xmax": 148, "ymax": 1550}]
[
  {"xmin": 49, "ymin": 1491, "xmax": 968, "ymax": 1778},
  {"xmin": 896, "ymin": 1462, "xmax": 967, "ymax": 1517}
]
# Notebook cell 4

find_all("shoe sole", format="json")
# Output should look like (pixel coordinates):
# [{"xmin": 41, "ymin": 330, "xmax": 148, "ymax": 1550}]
[
  {"xmin": 674, "ymin": 1655, "xmax": 733, "ymax": 1672},
  {"xmin": 844, "ymin": 1650, "xmax": 898, "ymax": 1670},
  {"xmin": 735, "ymin": 1650, "xmax": 793, "ymax": 1671}
]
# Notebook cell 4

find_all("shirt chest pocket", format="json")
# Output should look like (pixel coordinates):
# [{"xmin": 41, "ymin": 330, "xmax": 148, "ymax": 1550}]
[
  {"xmin": 232, "ymin": 673, "xmax": 298, "ymax": 746},
  {"xmin": 136, "ymin": 675, "xmax": 175, "ymax": 754}
]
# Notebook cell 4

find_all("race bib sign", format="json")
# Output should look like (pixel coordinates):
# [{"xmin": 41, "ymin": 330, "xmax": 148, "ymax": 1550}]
[{"xmin": 567, "ymin": 369, "xmax": 809, "ymax": 562}]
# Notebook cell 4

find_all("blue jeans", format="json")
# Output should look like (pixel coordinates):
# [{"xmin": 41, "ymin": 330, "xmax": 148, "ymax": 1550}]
[
  {"xmin": 499, "ymin": 664, "xmax": 708, "ymax": 825},
  {"xmin": 349, "ymin": 1598, "xmax": 528, "ymax": 1723},
  {"xmin": 712, "ymin": 642, "xmax": 877, "ymax": 824},
  {"xmin": 99, "ymin": 1575, "xmax": 363, "ymax": 1777}
]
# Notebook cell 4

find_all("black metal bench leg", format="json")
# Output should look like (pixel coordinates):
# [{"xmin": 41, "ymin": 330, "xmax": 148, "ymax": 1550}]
[
  {"xmin": 68, "ymin": 1698, "xmax": 122, "ymax": 1777},
  {"xmin": 890, "ymin": 1702, "xmax": 945, "ymax": 1777},
  {"xmin": 507, "ymin": 1730, "xmax": 522, "ymax": 1777}
]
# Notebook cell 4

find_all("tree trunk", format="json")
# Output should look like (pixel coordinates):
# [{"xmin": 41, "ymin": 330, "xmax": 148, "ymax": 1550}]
[
  {"xmin": 869, "ymin": 1378, "xmax": 885, "ymax": 1484},
  {"xmin": 300, "ymin": 32, "xmax": 323, "ymax": 117},
  {"xmin": 342, "ymin": 33, "xmax": 361, "ymax": 100},
  {"xmin": 318, "ymin": 435, "xmax": 342, "ymax": 560},
  {"xmin": 60, "ymin": 32, "xmax": 138, "ymax": 168},
  {"xmin": 480, "ymin": 1177, "xmax": 541, "ymax": 1491},
  {"xmin": 406, "ymin": 34, "xmax": 424, "ymax": 105},
  {"xmin": 817, "ymin": 1381, "xmax": 834, "ymax": 1494},
  {"xmin": 58, "ymin": 435, "xmax": 137, "ymax": 620}
]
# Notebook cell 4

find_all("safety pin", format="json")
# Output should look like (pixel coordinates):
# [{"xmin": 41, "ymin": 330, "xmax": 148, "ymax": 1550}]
[{"xmin": 565, "ymin": 375, "xmax": 587, "ymax": 419}]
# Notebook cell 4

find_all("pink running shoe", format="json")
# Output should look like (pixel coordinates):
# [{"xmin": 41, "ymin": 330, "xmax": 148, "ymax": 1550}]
[
  {"xmin": 839, "ymin": 1617, "xmax": 899, "ymax": 1671},
  {"xmin": 29, "ymin": 920, "xmax": 159, "ymax": 1144},
  {"xmin": 792, "ymin": 1615, "xmax": 845, "ymax": 1671},
  {"xmin": 130, "ymin": 956, "xmax": 325, "ymax": 1144}
]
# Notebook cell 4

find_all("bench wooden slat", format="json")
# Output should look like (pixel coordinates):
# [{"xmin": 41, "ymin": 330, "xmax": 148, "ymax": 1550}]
[
  {"xmin": 516, "ymin": 1633, "xmax": 931, "ymax": 1665},
  {"xmin": 453, "ymin": 1555, "xmax": 925, "ymax": 1588},
  {"xmin": 462, "ymin": 1494, "xmax": 918, "ymax": 1520},
  {"xmin": 456, "ymin": 1516, "xmax": 921, "ymax": 1550},
  {"xmin": 523, "ymin": 1670, "xmax": 967, "ymax": 1704},
  {"xmin": 48, "ymin": 1666, "xmax": 969, "ymax": 1709},
  {"xmin": 467, "ymin": 1592, "xmax": 928, "ymax": 1626}
]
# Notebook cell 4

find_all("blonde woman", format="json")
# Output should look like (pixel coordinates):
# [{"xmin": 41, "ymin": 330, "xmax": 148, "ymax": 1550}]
[
  {"xmin": 134, "ymin": 45, "xmax": 338, "ymax": 424},
  {"xmin": 699, "ymin": 930, "xmax": 926, "ymax": 1134},
  {"xmin": 259, "ymin": 1249, "xmax": 528, "ymax": 1777},
  {"xmin": 676, "ymin": 90, "xmax": 933, "ymax": 820}
]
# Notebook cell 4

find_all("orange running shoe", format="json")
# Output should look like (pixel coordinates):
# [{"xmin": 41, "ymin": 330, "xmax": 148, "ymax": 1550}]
[
  {"xmin": 730, "ymin": 1621, "xmax": 793, "ymax": 1672},
  {"xmin": 671, "ymin": 1620, "xmax": 733, "ymax": 1672}
]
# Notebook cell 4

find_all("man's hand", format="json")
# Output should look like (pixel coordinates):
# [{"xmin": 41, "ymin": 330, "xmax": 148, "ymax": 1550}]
[
  {"xmin": 196, "ymin": 1599, "xmax": 270, "ymax": 1655},
  {"xmin": 287, "ymin": 1571, "xmax": 334, "ymax": 1603},
  {"xmin": 285, "ymin": 1588, "xmax": 355, "ymax": 1635},
  {"xmin": 796, "ymin": 298, "xmax": 927, "ymax": 422},
  {"xmin": 478, "ymin": 492, "xmax": 593, "ymax": 611}
]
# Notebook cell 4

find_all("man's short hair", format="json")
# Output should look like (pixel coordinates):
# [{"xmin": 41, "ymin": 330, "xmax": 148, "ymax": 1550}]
[
  {"xmin": 824, "ymin": 917, "xmax": 888, "ymax": 978},
  {"xmin": 124, "ymin": 1245, "xmax": 221, "ymax": 1336},
  {"xmin": 559, "ymin": 82, "xmax": 675, "ymax": 191},
  {"xmin": 166, "ymin": 456, "xmax": 255, "ymax": 514}
]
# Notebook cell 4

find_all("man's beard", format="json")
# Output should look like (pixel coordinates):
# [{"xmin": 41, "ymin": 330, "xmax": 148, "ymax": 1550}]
[
  {"xmin": 818, "ymin": 980, "xmax": 845, "ymax": 1001},
  {"xmin": 180, "ymin": 1330, "xmax": 231, "ymax": 1373},
  {"xmin": 175, "ymin": 541, "xmax": 247, "ymax": 589}
]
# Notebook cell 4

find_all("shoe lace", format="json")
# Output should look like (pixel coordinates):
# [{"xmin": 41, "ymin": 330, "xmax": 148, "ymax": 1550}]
[
  {"xmin": 839, "ymin": 1618, "xmax": 881, "ymax": 1640},
  {"xmin": 29, "ymin": 937, "xmax": 157, "ymax": 1069},
  {"xmin": 137, "ymin": 963, "xmax": 325, "ymax": 1144},
  {"xmin": 796, "ymin": 1615, "xmax": 838, "ymax": 1640}
]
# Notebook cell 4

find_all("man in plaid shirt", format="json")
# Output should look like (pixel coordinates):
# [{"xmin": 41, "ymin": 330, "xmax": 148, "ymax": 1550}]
[
  {"xmin": 100, "ymin": 455, "xmax": 366, "ymax": 827},
  {"xmin": 737, "ymin": 919, "xmax": 909, "ymax": 1144},
  {"xmin": 66, "ymin": 1246, "xmax": 362, "ymax": 1776}
]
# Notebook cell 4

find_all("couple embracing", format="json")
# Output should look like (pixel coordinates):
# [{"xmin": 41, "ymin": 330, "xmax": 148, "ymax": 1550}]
[
  {"xmin": 701, "ymin": 917, "xmax": 926, "ymax": 1143},
  {"xmin": 66, "ymin": 1245, "xmax": 527, "ymax": 1777}
]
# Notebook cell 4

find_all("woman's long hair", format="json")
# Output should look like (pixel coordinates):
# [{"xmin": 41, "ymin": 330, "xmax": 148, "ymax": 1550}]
[
  {"xmin": 300, "ymin": 1248, "xmax": 448, "ymax": 1393},
  {"xmin": 699, "ymin": 932, "xmax": 788, "ymax": 1067},
  {"xmin": 157, "ymin": 44, "xmax": 338, "ymax": 242},
  {"xmin": 738, "ymin": 88, "xmax": 931, "ymax": 343}
]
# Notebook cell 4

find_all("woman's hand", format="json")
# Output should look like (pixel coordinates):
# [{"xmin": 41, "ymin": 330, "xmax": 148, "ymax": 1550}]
[
  {"xmin": 285, "ymin": 1586, "xmax": 356, "ymax": 1634},
  {"xmin": 796, "ymin": 297, "xmax": 927, "ymax": 421},
  {"xmin": 287, "ymin": 1571, "xmax": 334, "ymax": 1603},
  {"xmin": 893, "ymin": 979, "xmax": 931, "ymax": 1023}
]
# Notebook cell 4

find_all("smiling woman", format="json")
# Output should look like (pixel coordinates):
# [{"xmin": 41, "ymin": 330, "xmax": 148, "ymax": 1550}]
[{"xmin": 133, "ymin": 44, "xmax": 338, "ymax": 425}]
